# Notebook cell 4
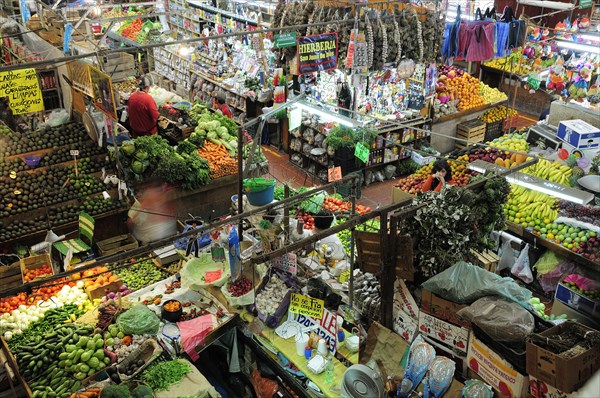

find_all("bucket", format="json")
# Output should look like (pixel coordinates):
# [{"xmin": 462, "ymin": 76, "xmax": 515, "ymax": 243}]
[
  {"xmin": 244, "ymin": 184, "xmax": 275, "ymax": 206},
  {"xmin": 24, "ymin": 155, "xmax": 42, "ymax": 167}
]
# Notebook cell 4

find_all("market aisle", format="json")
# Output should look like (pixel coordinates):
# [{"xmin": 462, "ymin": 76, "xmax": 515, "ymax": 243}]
[{"xmin": 262, "ymin": 145, "xmax": 396, "ymax": 208}]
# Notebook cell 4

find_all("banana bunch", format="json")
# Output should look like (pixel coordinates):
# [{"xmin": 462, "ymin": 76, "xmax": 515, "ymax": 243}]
[
  {"xmin": 522, "ymin": 159, "xmax": 572, "ymax": 186},
  {"xmin": 504, "ymin": 184, "xmax": 559, "ymax": 227}
]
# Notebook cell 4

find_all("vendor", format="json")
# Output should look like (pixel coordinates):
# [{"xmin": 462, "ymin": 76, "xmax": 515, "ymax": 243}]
[
  {"xmin": 311, "ymin": 210, "xmax": 345, "ymax": 261},
  {"xmin": 214, "ymin": 93, "xmax": 232, "ymax": 118},
  {"xmin": 421, "ymin": 159, "xmax": 453, "ymax": 193},
  {"xmin": 127, "ymin": 75, "xmax": 159, "ymax": 137}
]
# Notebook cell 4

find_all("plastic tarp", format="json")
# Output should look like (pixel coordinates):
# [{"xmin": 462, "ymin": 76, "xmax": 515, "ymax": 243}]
[{"xmin": 421, "ymin": 261, "xmax": 532, "ymax": 309}]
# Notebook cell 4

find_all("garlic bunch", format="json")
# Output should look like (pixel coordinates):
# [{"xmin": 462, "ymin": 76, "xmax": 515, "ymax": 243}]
[
  {"xmin": 353, "ymin": 272, "xmax": 381, "ymax": 321},
  {"xmin": 378, "ymin": 13, "xmax": 388, "ymax": 65},
  {"xmin": 416, "ymin": 14, "xmax": 424, "ymax": 62},
  {"xmin": 394, "ymin": 17, "xmax": 402, "ymax": 65},
  {"xmin": 365, "ymin": 13, "xmax": 374, "ymax": 69},
  {"xmin": 255, "ymin": 277, "xmax": 289, "ymax": 316}
]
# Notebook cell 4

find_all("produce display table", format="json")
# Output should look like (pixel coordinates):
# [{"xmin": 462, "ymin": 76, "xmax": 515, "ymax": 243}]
[
  {"xmin": 154, "ymin": 359, "xmax": 219, "ymax": 398},
  {"xmin": 132, "ymin": 174, "xmax": 238, "ymax": 220},
  {"xmin": 259, "ymin": 328, "xmax": 346, "ymax": 398},
  {"xmin": 431, "ymin": 100, "xmax": 507, "ymax": 154}
]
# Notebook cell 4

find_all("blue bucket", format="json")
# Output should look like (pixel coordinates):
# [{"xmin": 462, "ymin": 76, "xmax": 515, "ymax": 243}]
[{"xmin": 244, "ymin": 185, "xmax": 275, "ymax": 206}]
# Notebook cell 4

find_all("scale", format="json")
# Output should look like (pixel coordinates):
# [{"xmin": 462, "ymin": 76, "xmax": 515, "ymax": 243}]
[{"xmin": 161, "ymin": 322, "xmax": 181, "ymax": 356}]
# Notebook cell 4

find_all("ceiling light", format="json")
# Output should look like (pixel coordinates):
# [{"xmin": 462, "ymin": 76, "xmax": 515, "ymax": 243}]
[
  {"xmin": 556, "ymin": 40, "xmax": 600, "ymax": 54},
  {"xmin": 295, "ymin": 102, "xmax": 357, "ymax": 127}
]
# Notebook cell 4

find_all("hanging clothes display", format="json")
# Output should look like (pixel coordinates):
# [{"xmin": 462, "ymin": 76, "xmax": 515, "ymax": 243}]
[{"xmin": 442, "ymin": 5, "xmax": 463, "ymax": 60}]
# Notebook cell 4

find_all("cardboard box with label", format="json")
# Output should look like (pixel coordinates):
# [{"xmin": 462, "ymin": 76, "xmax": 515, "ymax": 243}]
[
  {"xmin": 526, "ymin": 321, "xmax": 600, "ymax": 393},
  {"xmin": 529, "ymin": 376, "xmax": 580, "ymax": 398},
  {"xmin": 420, "ymin": 288, "xmax": 471, "ymax": 329},
  {"xmin": 555, "ymin": 282, "xmax": 599, "ymax": 320},
  {"xmin": 557, "ymin": 120, "xmax": 600, "ymax": 149},
  {"xmin": 418, "ymin": 312, "xmax": 470, "ymax": 354},
  {"xmin": 467, "ymin": 336, "xmax": 528, "ymax": 398}
]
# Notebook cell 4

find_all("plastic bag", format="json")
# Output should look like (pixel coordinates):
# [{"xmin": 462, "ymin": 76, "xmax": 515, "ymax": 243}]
[
  {"xmin": 538, "ymin": 262, "xmax": 576, "ymax": 293},
  {"xmin": 457, "ymin": 297, "xmax": 535, "ymax": 342},
  {"xmin": 462, "ymin": 380, "xmax": 493, "ymax": 398},
  {"xmin": 117, "ymin": 305, "xmax": 160, "ymax": 335},
  {"xmin": 421, "ymin": 261, "xmax": 532, "ymax": 308},
  {"xmin": 496, "ymin": 239, "xmax": 518, "ymax": 273},
  {"xmin": 250, "ymin": 369, "xmax": 278, "ymax": 398},
  {"xmin": 532, "ymin": 250, "xmax": 562, "ymax": 275},
  {"xmin": 384, "ymin": 165, "xmax": 397, "ymax": 180},
  {"xmin": 45, "ymin": 109, "xmax": 70, "ymax": 127},
  {"xmin": 178, "ymin": 314, "xmax": 215, "ymax": 362},
  {"xmin": 511, "ymin": 243, "xmax": 533, "ymax": 283}
]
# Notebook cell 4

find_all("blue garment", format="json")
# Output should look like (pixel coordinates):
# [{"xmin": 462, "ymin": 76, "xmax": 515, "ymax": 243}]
[
  {"xmin": 495, "ymin": 22, "xmax": 510, "ymax": 57},
  {"xmin": 442, "ymin": 6, "xmax": 462, "ymax": 59}
]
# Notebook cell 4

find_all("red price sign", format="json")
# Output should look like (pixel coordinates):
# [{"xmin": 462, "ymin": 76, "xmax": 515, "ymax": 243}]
[{"xmin": 328, "ymin": 166, "xmax": 342, "ymax": 182}]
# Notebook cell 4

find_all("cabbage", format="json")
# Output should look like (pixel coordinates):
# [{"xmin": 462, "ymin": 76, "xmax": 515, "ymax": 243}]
[
  {"xmin": 217, "ymin": 126, "xmax": 228, "ymax": 137},
  {"xmin": 131, "ymin": 160, "xmax": 145, "ymax": 174}
]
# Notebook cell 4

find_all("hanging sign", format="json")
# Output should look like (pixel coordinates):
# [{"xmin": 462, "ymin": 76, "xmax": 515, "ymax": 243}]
[
  {"xmin": 288, "ymin": 106, "xmax": 302, "ymax": 131},
  {"xmin": 290, "ymin": 293, "xmax": 324, "ymax": 319},
  {"xmin": 354, "ymin": 142, "xmax": 370, "ymax": 163},
  {"xmin": 328, "ymin": 166, "xmax": 342, "ymax": 182},
  {"xmin": 0, "ymin": 68, "xmax": 44, "ymax": 115},
  {"xmin": 297, "ymin": 33, "xmax": 338, "ymax": 75},
  {"xmin": 271, "ymin": 253, "xmax": 297, "ymax": 275},
  {"xmin": 580, "ymin": 0, "xmax": 592, "ymax": 8},
  {"xmin": 274, "ymin": 32, "xmax": 297, "ymax": 49},
  {"xmin": 89, "ymin": 66, "xmax": 117, "ymax": 120}
]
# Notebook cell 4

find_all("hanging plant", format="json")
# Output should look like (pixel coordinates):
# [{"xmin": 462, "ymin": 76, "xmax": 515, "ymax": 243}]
[
  {"xmin": 325, "ymin": 125, "xmax": 356, "ymax": 150},
  {"xmin": 400, "ymin": 175, "xmax": 510, "ymax": 278}
]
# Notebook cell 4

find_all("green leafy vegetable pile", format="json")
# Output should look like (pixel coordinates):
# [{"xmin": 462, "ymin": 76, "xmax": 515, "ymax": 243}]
[{"xmin": 141, "ymin": 359, "xmax": 191, "ymax": 391}]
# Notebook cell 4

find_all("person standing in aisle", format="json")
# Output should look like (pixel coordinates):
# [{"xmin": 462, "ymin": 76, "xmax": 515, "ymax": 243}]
[
  {"xmin": 421, "ymin": 159, "xmax": 453, "ymax": 193},
  {"xmin": 127, "ymin": 75, "xmax": 159, "ymax": 137}
]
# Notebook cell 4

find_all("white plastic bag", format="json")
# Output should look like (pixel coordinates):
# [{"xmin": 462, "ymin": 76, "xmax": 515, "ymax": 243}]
[
  {"xmin": 512, "ymin": 244, "xmax": 533, "ymax": 284},
  {"xmin": 496, "ymin": 239, "xmax": 517, "ymax": 273}
]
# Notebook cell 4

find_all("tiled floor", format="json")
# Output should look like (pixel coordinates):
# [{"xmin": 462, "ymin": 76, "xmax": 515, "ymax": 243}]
[{"xmin": 261, "ymin": 111, "xmax": 537, "ymax": 209}]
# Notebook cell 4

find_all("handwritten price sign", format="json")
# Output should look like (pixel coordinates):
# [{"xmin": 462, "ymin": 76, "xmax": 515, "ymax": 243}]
[
  {"xmin": 290, "ymin": 293, "xmax": 324, "ymax": 319},
  {"xmin": 328, "ymin": 166, "xmax": 342, "ymax": 182},
  {"xmin": 0, "ymin": 68, "xmax": 44, "ymax": 115},
  {"xmin": 354, "ymin": 142, "xmax": 370, "ymax": 163}
]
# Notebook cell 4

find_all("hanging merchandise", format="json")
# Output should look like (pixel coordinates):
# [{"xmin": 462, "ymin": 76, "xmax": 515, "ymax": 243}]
[
  {"xmin": 228, "ymin": 226, "xmax": 241, "ymax": 282},
  {"xmin": 442, "ymin": 5, "xmax": 463, "ymax": 60},
  {"xmin": 464, "ymin": 20, "xmax": 495, "ymax": 62},
  {"xmin": 525, "ymin": 59, "xmax": 543, "ymax": 93},
  {"xmin": 499, "ymin": 6, "xmax": 526, "ymax": 51}
]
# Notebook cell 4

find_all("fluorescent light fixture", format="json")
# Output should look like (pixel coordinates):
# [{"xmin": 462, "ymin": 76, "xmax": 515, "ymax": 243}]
[
  {"xmin": 294, "ymin": 101, "xmax": 357, "ymax": 127},
  {"xmin": 467, "ymin": 160, "xmax": 594, "ymax": 204},
  {"xmin": 556, "ymin": 40, "xmax": 600, "ymax": 54},
  {"xmin": 505, "ymin": 175, "xmax": 591, "ymax": 204},
  {"xmin": 577, "ymin": 33, "xmax": 600, "ymax": 42}
]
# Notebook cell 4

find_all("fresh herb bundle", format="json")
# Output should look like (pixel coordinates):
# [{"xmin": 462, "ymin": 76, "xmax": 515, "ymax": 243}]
[{"xmin": 141, "ymin": 360, "xmax": 191, "ymax": 391}]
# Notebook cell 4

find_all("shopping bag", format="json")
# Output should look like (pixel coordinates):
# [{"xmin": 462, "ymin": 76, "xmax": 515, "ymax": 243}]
[{"xmin": 511, "ymin": 243, "xmax": 533, "ymax": 283}]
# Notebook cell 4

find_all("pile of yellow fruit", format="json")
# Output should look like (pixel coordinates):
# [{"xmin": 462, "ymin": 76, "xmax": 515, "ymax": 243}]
[
  {"xmin": 488, "ymin": 132, "xmax": 530, "ymax": 152},
  {"xmin": 521, "ymin": 159, "xmax": 573, "ymax": 186},
  {"xmin": 479, "ymin": 105, "xmax": 518, "ymax": 124},
  {"xmin": 484, "ymin": 49, "xmax": 531, "ymax": 76},
  {"xmin": 479, "ymin": 82, "xmax": 508, "ymax": 104},
  {"xmin": 504, "ymin": 184, "xmax": 559, "ymax": 228},
  {"xmin": 444, "ymin": 74, "xmax": 486, "ymax": 111}
]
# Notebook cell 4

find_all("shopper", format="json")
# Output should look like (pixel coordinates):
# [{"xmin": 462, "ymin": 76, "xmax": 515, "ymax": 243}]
[
  {"xmin": 127, "ymin": 182, "xmax": 177, "ymax": 245},
  {"xmin": 311, "ymin": 210, "xmax": 345, "ymax": 261},
  {"xmin": 214, "ymin": 93, "xmax": 232, "ymax": 118},
  {"xmin": 421, "ymin": 159, "xmax": 453, "ymax": 193},
  {"xmin": 127, "ymin": 75, "xmax": 159, "ymax": 137}
]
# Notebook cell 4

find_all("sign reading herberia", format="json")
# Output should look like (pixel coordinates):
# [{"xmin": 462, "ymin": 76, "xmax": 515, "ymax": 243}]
[
  {"xmin": 0, "ymin": 68, "xmax": 44, "ymax": 114},
  {"xmin": 297, "ymin": 33, "xmax": 338, "ymax": 74}
]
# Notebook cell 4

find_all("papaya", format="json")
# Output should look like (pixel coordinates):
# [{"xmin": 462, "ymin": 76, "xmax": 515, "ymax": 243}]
[{"xmin": 495, "ymin": 158, "xmax": 505, "ymax": 167}]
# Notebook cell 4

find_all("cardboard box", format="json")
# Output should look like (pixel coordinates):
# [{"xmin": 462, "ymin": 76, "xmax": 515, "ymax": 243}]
[
  {"xmin": 418, "ymin": 311, "xmax": 470, "ymax": 354},
  {"xmin": 529, "ymin": 376, "xmax": 580, "ymax": 398},
  {"xmin": 467, "ymin": 336, "xmax": 528, "ymax": 398},
  {"xmin": 411, "ymin": 150, "xmax": 436, "ymax": 166},
  {"xmin": 557, "ymin": 120, "xmax": 600, "ymax": 149},
  {"xmin": 391, "ymin": 186, "xmax": 415, "ymax": 204},
  {"xmin": 555, "ymin": 282, "xmax": 599, "ymax": 320},
  {"xmin": 526, "ymin": 321, "xmax": 600, "ymax": 393},
  {"xmin": 420, "ymin": 288, "xmax": 471, "ymax": 329},
  {"xmin": 86, "ymin": 279, "xmax": 122, "ymax": 301}
]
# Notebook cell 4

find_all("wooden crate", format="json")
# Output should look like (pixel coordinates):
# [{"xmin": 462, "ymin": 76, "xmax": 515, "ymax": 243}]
[
  {"xmin": 97, "ymin": 234, "xmax": 138, "ymax": 256},
  {"xmin": 0, "ymin": 260, "xmax": 22, "ymax": 291},
  {"xmin": 355, "ymin": 231, "xmax": 414, "ymax": 280},
  {"xmin": 86, "ymin": 279, "xmax": 122, "ymax": 301},
  {"xmin": 20, "ymin": 253, "xmax": 53, "ymax": 283},
  {"xmin": 456, "ymin": 119, "xmax": 486, "ymax": 149},
  {"xmin": 470, "ymin": 249, "xmax": 500, "ymax": 273},
  {"xmin": 99, "ymin": 53, "xmax": 135, "ymax": 74}
]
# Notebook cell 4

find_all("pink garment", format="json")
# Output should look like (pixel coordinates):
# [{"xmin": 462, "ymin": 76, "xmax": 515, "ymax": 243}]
[
  {"xmin": 177, "ymin": 314, "xmax": 216, "ymax": 361},
  {"xmin": 465, "ymin": 22, "xmax": 495, "ymax": 62},
  {"xmin": 456, "ymin": 20, "xmax": 470, "ymax": 61}
]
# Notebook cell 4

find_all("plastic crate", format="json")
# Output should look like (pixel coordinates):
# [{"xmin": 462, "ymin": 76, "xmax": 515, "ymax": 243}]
[
  {"xmin": 484, "ymin": 119, "xmax": 505, "ymax": 142},
  {"xmin": 336, "ymin": 171, "xmax": 363, "ymax": 199}
]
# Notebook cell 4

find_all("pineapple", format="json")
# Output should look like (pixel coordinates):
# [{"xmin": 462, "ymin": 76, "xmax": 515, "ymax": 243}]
[
  {"xmin": 565, "ymin": 155, "xmax": 578, "ymax": 168},
  {"xmin": 590, "ymin": 156, "xmax": 600, "ymax": 175},
  {"xmin": 572, "ymin": 166, "xmax": 585, "ymax": 178}
]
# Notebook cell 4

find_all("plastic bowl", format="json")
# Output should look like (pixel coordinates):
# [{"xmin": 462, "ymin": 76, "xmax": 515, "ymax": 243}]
[
  {"xmin": 244, "ymin": 185, "xmax": 275, "ymax": 206},
  {"xmin": 24, "ymin": 155, "xmax": 42, "ymax": 167},
  {"xmin": 161, "ymin": 300, "xmax": 182, "ymax": 322}
]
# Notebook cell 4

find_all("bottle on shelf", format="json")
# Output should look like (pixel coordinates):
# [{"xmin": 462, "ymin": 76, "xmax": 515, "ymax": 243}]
[{"xmin": 325, "ymin": 355, "xmax": 334, "ymax": 383}]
